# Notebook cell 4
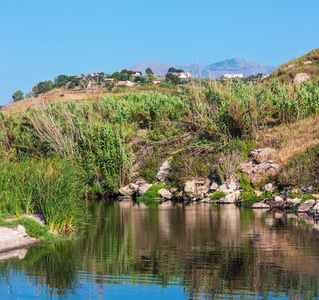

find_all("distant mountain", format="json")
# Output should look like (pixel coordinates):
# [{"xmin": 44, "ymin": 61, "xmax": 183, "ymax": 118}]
[{"xmin": 128, "ymin": 58, "xmax": 276, "ymax": 78}]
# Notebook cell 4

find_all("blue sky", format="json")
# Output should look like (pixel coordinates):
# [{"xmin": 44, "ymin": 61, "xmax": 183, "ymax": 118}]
[{"xmin": 0, "ymin": 0, "xmax": 318, "ymax": 105}]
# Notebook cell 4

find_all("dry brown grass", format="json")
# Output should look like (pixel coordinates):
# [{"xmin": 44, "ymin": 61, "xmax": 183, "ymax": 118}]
[
  {"xmin": 2, "ymin": 87, "xmax": 107, "ymax": 114},
  {"xmin": 257, "ymin": 116, "xmax": 319, "ymax": 165}
]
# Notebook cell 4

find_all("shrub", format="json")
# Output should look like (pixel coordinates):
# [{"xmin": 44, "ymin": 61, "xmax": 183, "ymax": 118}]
[
  {"xmin": 209, "ymin": 191, "xmax": 226, "ymax": 200},
  {"xmin": 137, "ymin": 184, "xmax": 165, "ymax": 202},
  {"xmin": 239, "ymin": 192, "xmax": 259, "ymax": 208}
]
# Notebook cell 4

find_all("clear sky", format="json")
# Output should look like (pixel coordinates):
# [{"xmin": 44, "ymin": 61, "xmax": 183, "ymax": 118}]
[{"xmin": 0, "ymin": 0, "xmax": 318, "ymax": 105}]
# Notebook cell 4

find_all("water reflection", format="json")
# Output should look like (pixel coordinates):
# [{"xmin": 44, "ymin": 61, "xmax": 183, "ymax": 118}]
[{"xmin": 0, "ymin": 201, "xmax": 319, "ymax": 299}]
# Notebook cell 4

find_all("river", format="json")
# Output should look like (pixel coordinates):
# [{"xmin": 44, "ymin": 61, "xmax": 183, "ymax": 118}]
[{"xmin": 1, "ymin": 201, "xmax": 319, "ymax": 299}]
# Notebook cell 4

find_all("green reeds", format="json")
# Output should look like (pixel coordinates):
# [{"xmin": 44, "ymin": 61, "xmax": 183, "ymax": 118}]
[{"xmin": 0, "ymin": 156, "xmax": 86, "ymax": 233}]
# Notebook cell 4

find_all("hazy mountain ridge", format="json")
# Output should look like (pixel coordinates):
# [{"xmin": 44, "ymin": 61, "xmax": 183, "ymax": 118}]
[{"xmin": 128, "ymin": 58, "xmax": 276, "ymax": 78}]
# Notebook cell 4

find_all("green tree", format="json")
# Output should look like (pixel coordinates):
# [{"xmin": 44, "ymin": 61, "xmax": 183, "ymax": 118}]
[
  {"xmin": 168, "ymin": 67, "xmax": 177, "ymax": 73},
  {"xmin": 145, "ymin": 67, "xmax": 154, "ymax": 76},
  {"xmin": 32, "ymin": 81, "xmax": 54, "ymax": 97},
  {"xmin": 165, "ymin": 72, "xmax": 180, "ymax": 84},
  {"xmin": 54, "ymin": 75, "xmax": 70, "ymax": 87},
  {"xmin": 12, "ymin": 90, "xmax": 24, "ymax": 102},
  {"xmin": 176, "ymin": 69, "xmax": 184, "ymax": 73}
]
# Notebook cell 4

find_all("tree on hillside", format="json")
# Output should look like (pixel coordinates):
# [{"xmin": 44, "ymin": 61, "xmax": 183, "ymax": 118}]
[
  {"xmin": 176, "ymin": 69, "xmax": 184, "ymax": 73},
  {"xmin": 168, "ymin": 67, "xmax": 177, "ymax": 73},
  {"xmin": 145, "ymin": 67, "xmax": 154, "ymax": 76},
  {"xmin": 54, "ymin": 75, "xmax": 70, "ymax": 87},
  {"xmin": 165, "ymin": 72, "xmax": 180, "ymax": 85},
  {"xmin": 12, "ymin": 90, "xmax": 24, "ymax": 102},
  {"xmin": 32, "ymin": 80, "xmax": 54, "ymax": 97}
]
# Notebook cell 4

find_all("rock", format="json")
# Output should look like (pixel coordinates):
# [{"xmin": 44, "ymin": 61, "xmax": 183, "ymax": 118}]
[
  {"xmin": 209, "ymin": 181, "xmax": 219, "ymax": 191},
  {"xmin": 129, "ymin": 183, "xmax": 139, "ymax": 192},
  {"xmin": 218, "ymin": 184, "xmax": 228, "ymax": 192},
  {"xmin": 254, "ymin": 190, "xmax": 263, "ymax": 196},
  {"xmin": 297, "ymin": 199, "xmax": 316, "ymax": 213},
  {"xmin": 217, "ymin": 191, "xmax": 240, "ymax": 204},
  {"xmin": 264, "ymin": 183, "xmax": 273, "ymax": 192},
  {"xmin": 138, "ymin": 183, "xmax": 153, "ymax": 196},
  {"xmin": 286, "ymin": 198, "xmax": 301, "ymax": 205},
  {"xmin": 294, "ymin": 73, "xmax": 311, "ymax": 84},
  {"xmin": 169, "ymin": 187, "xmax": 178, "ymax": 193},
  {"xmin": 304, "ymin": 60, "xmax": 312, "ymax": 66},
  {"xmin": 156, "ymin": 160, "xmax": 170, "ymax": 182},
  {"xmin": 249, "ymin": 148, "xmax": 274, "ymax": 163},
  {"xmin": 17, "ymin": 225, "xmax": 27, "ymax": 236},
  {"xmin": 227, "ymin": 181, "xmax": 237, "ymax": 191},
  {"xmin": 200, "ymin": 198, "xmax": 213, "ymax": 203},
  {"xmin": 251, "ymin": 202, "xmax": 270, "ymax": 209},
  {"xmin": 133, "ymin": 178, "xmax": 146, "ymax": 186},
  {"xmin": 274, "ymin": 196, "xmax": 283, "ymax": 202},
  {"xmin": 240, "ymin": 161, "xmax": 255, "ymax": 174},
  {"xmin": 184, "ymin": 181, "xmax": 196, "ymax": 193},
  {"xmin": 313, "ymin": 202, "xmax": 319, "ymax": 217},
  {"xmin": 158, "ymin": 188, "xmax": 172, "ymax": 200},
  {"xmin": 184, "ymin": 179, "xmax": 210, "ymax": 198},
  {"xmin": 312, "ymin": 194, "xmax": 319, "ymax": 199},
  {"xmin": 119, "ymin": 186, "xmax": 134, "ymax": 196}
]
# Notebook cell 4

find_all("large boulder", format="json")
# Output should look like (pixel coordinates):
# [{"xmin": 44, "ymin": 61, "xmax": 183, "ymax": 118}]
[
  {"xmin": 249, "ymin": 148, "xmax": 274, "ymax": 163},
  {"xmin": 297, "ymin": 199, "xmax": 316, "ymax": 213},
  {"xmin": 158, "ymin": 188, "xmax": 172, "ymax": 200},
  {"xmin": 251, "ymin": 202, "xmax": 270, "ymax": 209},
  {"xmin": 313, "ymin": 202, "xmax": 319, "ymax": 217},
  {"xmin": 286, "ymin": 198, "xmax": 301, "ymax": 205},
  {"xmin": 156, "ymin": 160, "xmax": 170, "ymax": 182},
  {"xmin": 216, "ymin": 191, "xmax": 240, "ymax": 204},
  {"xmin": 119, "ymin": 186, "xmax": 134, "ymax": 196},
  {"xmin": 184, "ymin": 179, "xmax": 210, "ymax": 198},
  {"xmin": 138, "ymin": 183, "xmax": 153, "ymax": 196}
]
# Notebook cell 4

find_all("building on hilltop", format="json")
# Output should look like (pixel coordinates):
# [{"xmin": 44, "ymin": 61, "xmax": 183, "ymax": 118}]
[
  {"xmin": 223, "ymin": 73, "xmax": 243, "ymax": 79},
  {"xmin": 178, "ymin": 72, "xmax": 192, "ymax": 79},
  {"xmin": 151, "ymin": 80, "xmax": 162, "ymax": 84},
  {"xmin": 131, "ymin": 71, "xmax": 142, "ymax": 77},
  {"xmin": 91, "ymin": 71, "xmax": 101, "ymax": 77}
]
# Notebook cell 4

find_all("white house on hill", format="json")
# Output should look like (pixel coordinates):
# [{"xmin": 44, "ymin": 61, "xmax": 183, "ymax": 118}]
[
  {"xmin": 178, "ymin": 72, "xmax": 192, "ymax": 79},
  {"xmin": 223, "ymin": 73, "xmax": 243, "ymax": 79}
]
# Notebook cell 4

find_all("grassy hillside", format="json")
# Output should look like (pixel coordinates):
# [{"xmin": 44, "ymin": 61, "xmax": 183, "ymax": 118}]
[{"xmin": 266, "ymin": 48, "xmax": 319, "ymax": 83}]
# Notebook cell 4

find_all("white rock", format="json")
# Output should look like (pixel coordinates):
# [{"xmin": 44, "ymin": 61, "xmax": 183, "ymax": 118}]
[
  {"xmin": 184, "ymin": 181, "xmax": 195, "ymax": 193},
  {"xmin": 156, "ymin": 160, "xmax": 170, "ymax": 182},
  {"xmin": 218, "ymin": 184, "xmax": 228, "ymax": 192},
  {"xmin": 158, "ymin": 188, "xmax": 172, "ymax": 200},
  {"xmin": 313, "ymin": 202, "xmax": 319, "ymax": 216},
  {"xmin": 274, "ymin": 196, "xmax": 283, "ymax": 202},
  {"xmin": 251, "ymin": 202, "xmax": 270, "ymax": 209},
  {"xmin": 264, "ymin": 183, "xmax": 273, "ymax": 192},
  {"xmin": 129, "ymin": 183, "xmax": 139, "ymax": 192},
  {"xmin": 227, "ymin": 181, "xmax": 237, "ymax": 191},
  {"xmin": 297, "ymin": 199, "xmax": 316, "ymax": 213},
  {"xmin": 209, "ymin": 182, "xmax": 219, "ymax": 191},
  {"xmin": 119, "ymin": 186, "xmax": 134, "ymax": 196},
  {"xmin": 286, "ymin": 198, "xmax": 301, "ymax": 205},
  {"xmin": 138, "ymin": 183, "xmax": 153, "ymax": 196}
]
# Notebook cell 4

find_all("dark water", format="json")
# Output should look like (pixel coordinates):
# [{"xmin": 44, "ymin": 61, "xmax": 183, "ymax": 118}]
[{"xmin": 1, "ymin": 201, "xmax": 319, "ymax": 299}]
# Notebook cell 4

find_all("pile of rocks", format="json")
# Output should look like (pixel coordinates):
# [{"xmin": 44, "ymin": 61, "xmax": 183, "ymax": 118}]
[{"xmin": 240, "ymin": 148, "xmax": 279, "ymax": 184}]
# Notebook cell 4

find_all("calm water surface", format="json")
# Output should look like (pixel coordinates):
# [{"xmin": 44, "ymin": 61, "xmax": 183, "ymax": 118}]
[{"xmin": 1, "ymin": 201, "xmax": 319, "ymax": 299}]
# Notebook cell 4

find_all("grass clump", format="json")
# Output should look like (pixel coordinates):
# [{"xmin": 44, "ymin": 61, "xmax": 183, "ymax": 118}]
[
  {"xmin": 0, "ymin": 156, "xmax": 87, "ymax": 234},
  {"xmin": 239, "ymin": 192, "xmax": 259, "ymax": 208},
  {"xmin": 137, "ymin": 184, "xmax": 166, "ymax": 202},
  {"xmin": 209, "ymin": 191, "xmax": 226, "ymax": 200},
  {"xmin": 0, "ymin": 217, "xmax": 56, "ymax": 241}
]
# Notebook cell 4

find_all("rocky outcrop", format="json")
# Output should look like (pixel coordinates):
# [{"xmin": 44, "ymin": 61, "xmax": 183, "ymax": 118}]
[
  {"xmin": 216, "ymin": 191, "xmax": 241, "ymax": 204},
  {"xmin": 294, "ymin": 73, "xmax": 311, "ymax": 84},
  {"xmin": 183, "ymin": 179, "xmax": 210, "ymax": 198},
  {"xmin": 156, "ymin": 160, "xmax": 170, "ymax": 182},
  {"xmin": 251, "ymin": 202, "xmax": 271, "ymax": 209},
  {"xmin": 158, "ymin": 188, "xmax": 172, "ymax": 200},
  {"xmin": 138, "ymin": 183, "xmax": 153, "ymax": 196},
  {"xmin": 119, "ymin": 186, "xmax": 135, "ymax": 196},
  {"xmin": 240, "ymin": 148, "xmax": 279, "ymax": 184},
  {"xmin": 297, "ymin": 200, "xmax": 316, "ymax": 213}
]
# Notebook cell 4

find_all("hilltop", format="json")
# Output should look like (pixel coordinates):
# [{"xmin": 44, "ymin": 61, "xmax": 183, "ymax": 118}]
[
  {"xmin": 266, "ymin": 48, "xmax": 319, "ymax": 83},
  {"xmin": 128, "ymin": 58, "xmax": 276, "ymax": 78}
]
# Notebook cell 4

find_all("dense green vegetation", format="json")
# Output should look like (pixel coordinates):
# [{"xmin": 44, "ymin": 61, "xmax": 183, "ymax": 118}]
[{"xmin": 2, "ymin": 79, "xmax": 319, "ymax": 232}]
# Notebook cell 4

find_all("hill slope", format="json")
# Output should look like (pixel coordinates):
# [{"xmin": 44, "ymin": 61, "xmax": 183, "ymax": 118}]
[
  {"xmin": 266, "ymin": 48, "xmax": 319, "ymax": 83},
  {"xmin": 128, "ymin": 58, "xmax": 276, "ymax": 78}
]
